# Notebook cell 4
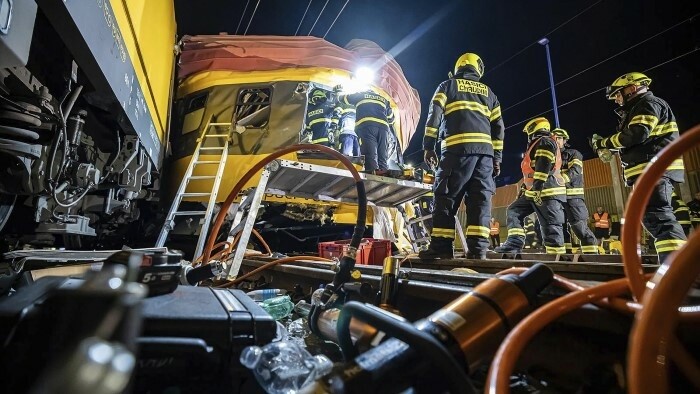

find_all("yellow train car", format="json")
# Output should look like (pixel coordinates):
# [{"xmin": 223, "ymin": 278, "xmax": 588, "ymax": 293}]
[{"xmin": 0, "ymin": 1, "xmax": 176, "ymax": 248}]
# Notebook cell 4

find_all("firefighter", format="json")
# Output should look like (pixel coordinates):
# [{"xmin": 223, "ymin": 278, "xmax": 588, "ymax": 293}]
[
  {"xmin": 337, "ymin": 88, "xmax": 396, "ymax": 174},
  {"xmin": 337, "ymin": 105, "xmax": 360, "ymax": 156},
  {"xmin": 418, "ymin": 52, "xmax": 504, "ymax": 259},
  {"xmin": 590, "ymin": 72, "xmax": 686, "ymax": 263},
  {"xmin": 495, "ymin": 117, "xmax": 566, "ymax": 255},
  {"xmin": 523, "ymin": 216, "xmax": 540, "ymax": 249},
  {"xmin": 305, "ymin": 88, "xmax": 338, "ymax": 146},
  {"xmin": 687, "ymin": 192, "xmax": 700, "ymax": 230},
  {"xmin": 671, "ymin": 191, "xmax": 692, "ymax": 236},
  {"xmin": 553, "ymin": 128, "xmax": 598, "ymax": 254},
  {"xmin": 489, "ymin": 217, "xmax": 500, "ymax": 248}
]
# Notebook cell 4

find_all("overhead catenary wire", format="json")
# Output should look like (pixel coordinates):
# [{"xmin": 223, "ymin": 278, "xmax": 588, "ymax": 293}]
[
  {"xmin": 308, "ymin": 0, "xmax": 330, "ymax": 36},
  {"xmin": 485, "ymin": 0, "xmax": 604, "ymax": 77},
  {"xmin": 323, "ymin": 0, "xmax": 350, "ymax": 39},
  {"xmin": 503, "ymin": 13, "xmax": 700, "ymax": 114},
  {"xmin": 503, "ymin": 46, "xmax": 700, "ymax": 131},
  {"xmin": 243, "ymin": 0, "xmax": 261, "ymax": 36},
  {"xmin": 295, "ymin": 0, "xmax": 314, "ymax": 36},
  {"xmin": 235, "ymin": 0, "xmax": 251, "ymax": 35}
]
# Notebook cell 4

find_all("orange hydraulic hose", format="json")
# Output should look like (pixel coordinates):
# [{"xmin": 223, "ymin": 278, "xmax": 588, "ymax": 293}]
[
  {"xmin": 628, "ymin": 228, "xmax": 700, "ymax": 394},
  {"xmin": 486, "ymin": 278, "xmax": 631, "ymax": 394},
  {"xmin": 621, "ymin": 123, "xmax": 700, "ymax": 302},
  {"xmin": 252, "ymin": 228, "xmax": 273, "ymax": 256},
  {"xmin": 219, "ymin": 256, "xmax": 333, "ymax": 287},
  {"xmin": 202, "ymin": 144, "xmax": 362, "ymax": 265}
]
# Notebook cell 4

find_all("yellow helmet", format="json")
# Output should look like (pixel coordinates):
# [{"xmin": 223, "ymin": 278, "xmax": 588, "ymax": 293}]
[
  {"xmin": 523, "ymin": 117, "xmax": 551, "ymax": 135},
  {"xmin": 605, "ymin": 72, "xmax": 652, "ymax": 100},
  {"xmin": 454, "ymin": 53, "xmax": 484, "ymax": 77},
  {"xmin": 552, "ymin": 128, "xmax": 569, "ymax": 139}
]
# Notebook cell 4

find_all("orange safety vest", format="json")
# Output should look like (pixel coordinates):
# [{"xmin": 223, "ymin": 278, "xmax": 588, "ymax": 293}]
[
  {"xmin": 520, "ymin": 136, "xmax": 564, "ymax": 190},
  {"xmin": 490, "ymin": 221, "xmax": 500, "ymax": 235},
  {"xmin": 594, "ymin": 212, "xmax": 610, "ymax": 228}
]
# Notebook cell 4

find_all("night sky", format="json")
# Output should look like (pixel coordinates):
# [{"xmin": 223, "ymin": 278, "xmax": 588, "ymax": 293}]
[{"xmin": 175, "ymin": 0, "xmax": 700, "ymax": 185}]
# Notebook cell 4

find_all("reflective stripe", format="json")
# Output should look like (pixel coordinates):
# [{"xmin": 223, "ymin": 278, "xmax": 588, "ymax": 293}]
[
  {"xmin": 569, "ymin": 159, "xmax": 583, "ymax": 168},
  {"xmin": 604, "ymin": 133, "xmax": 624, "ymax": 148},
  {"xmin": 526, "ymin": 231, "xmax": 536, "ymax": 235},
  {"xmin": 492, "ymin": 139, "xmax": 504, "ymax": 150},
  {"xmin": 654, "ymin": 239, "xmax": 686, "ymax": 253},
  {"xmin": 433, "ymin": 93, "xmax": 447, "ymax": 107},
  {"xmin": 679, "ymin": 220, "xmax": 692, "ymax": 225},
  {"xmin": 567, "ymin": 187, "xmax": 585, "ymax": 195},
  {"xmin": 444, "ymin": 100, "xmax": 491, "ymax": 117},
  {"xmin": 356, "ymin": 117, "xmax": 389, "ymax": 127},
  {"xmin": 674, "ymin": 206, "xmax": 690, "ymax": 213},
  {"xmin": 539, "ymin": 187, "xmax": 567, "ymax": 197},
  {"xmin": 431, "ymin": 227, "xmax": 455, "ymax": 238},
  {"xmin": 561, "ymin": 173, "xmax": 571, "ymax": 183},
  {"xmin": 545, "ymin": 246, "xmax": 566, "ymax": 254},
  {"xmin": 581, "ymin": 245, "xmax": 599, "ymax": 253},
  {"xmin": 308, "ymin": 118, "xmax": 333, "ymax": 126},
  {"xmin": 533, "ymin": 172, "xmax": 548, "ymax": 181},
  {"xmin": 534, "ymin": 149, "xmax": 555, "ymax": 161},
  {"xmin": 629, "ymin": 114, "xmax": 659, "ymax": 129},
  {"xmin": 490, "ymin": 225, "xmax": 500, "ymax": 235},
  {"xmin": 312, "ymin": 137, "xmax": 329, "ymax": 143},
  {"xmin": 650, "ymin": 122, "xmax": 678, "ymax": 137},
  {"xmin": 357, "ymin": 98, "xmax": 387, "ymax": 108},
  {"xmin": 466, "ymin": 225, "xmax": 490, "ymax": 238},
  {"xmin": 441, "ymin": 132, "xmax": 493, "ymax": 148},
  {"xmin": 425, "ymin": 127, "xmax": 438, "ymax": 138},
  {"xmin": 564, "ymin": 243, "xmax": 573, "ymax": 248},
  {"xmin": 624, "ymin": 158, "xmax": 684, "ymax": 178},
  {"xmin": 508, "ymin": 228, "xmax": 526, "ymax": 237},
  {"xmin": 490, "ymin": 105, "xmax": 501, "ymax": 121}
]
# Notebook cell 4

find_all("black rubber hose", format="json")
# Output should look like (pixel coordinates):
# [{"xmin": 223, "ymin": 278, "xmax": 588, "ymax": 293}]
[{"xmin": 337, "ymin": 301, "xmax": 475, "ymax": 394}]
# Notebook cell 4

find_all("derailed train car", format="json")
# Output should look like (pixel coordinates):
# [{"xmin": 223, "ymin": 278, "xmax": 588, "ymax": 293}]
[
  {"xmin": 166, "ymin": 35, "xmax": 421, "ymax": 251},
  {"xmin": 0, "ymin": 1, "xmax": 176, "ymax": 248}
]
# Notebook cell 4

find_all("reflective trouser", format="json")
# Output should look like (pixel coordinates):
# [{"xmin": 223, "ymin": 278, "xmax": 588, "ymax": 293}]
[
  {"xmin": 430, "ymin": 153, "xmax": 494, "ymax": 255},
  {"xmin": 640, "ymin": 177, "xmax": 687, "ymax": 264},
  {"xmin": 563, "ymin": 198, "xmax": 598, "ymax": 253},
  {"xmin": 356, "ymin": 125, "xmax": 388, "ymax": 172},
  {"xmin": 310, "ymin": 125, "xmax": 332, "ymax": 146},
  {"xmin": 339, "ymin": 133, "xmax": 361, "ymax": 156},
  {"xmin": 502, "ymin": 194, "xmax": 565, "ymax": 254}
]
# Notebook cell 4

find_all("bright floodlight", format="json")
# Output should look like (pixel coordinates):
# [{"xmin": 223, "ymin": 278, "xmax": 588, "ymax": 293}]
[{"xmin": 355, "ymin": 66, "xmax": 375, "ymax": 85}]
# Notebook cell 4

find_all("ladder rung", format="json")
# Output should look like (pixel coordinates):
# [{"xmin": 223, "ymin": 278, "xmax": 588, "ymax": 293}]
[
  {"xmin": 189, "ymin": 176, "xmax": 216, "ymax": 180},
  {"xmin": 200, "ymin": 147, "xmax": 226, "ymax": 151},
  {"xmin": 182, "ymin": 192, "xmax": 211, "ymax": 197},
  {"xmin": 204, "ymin": 134, "xmax": 228, "ymax": 138},
  {"xmin": 195, "ymin": 160, "xmax": 220, "ymax": 164},
  {"xmin": 173, "ymin": 211, "xmax": 207, "ymax": 216}
]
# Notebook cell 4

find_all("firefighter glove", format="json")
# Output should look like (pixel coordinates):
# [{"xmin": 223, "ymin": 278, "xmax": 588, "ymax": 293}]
[
  {"xmin": 589, "ymin": 134, "xmax": 604, "ymax": 151},
  {"xmin": 493, "ymin": 162, "xmax": 501, "ymax": 177},
  {"xmin": 424, "ymin": 150, "xmax": 438, "ymax": 170}
]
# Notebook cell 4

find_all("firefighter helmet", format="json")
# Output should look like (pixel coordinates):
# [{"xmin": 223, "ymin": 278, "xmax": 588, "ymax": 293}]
[
  {"xmin": 309, "ymin": 88, "xmax": 327, "ymax": 105},
  {"xmin": 523, "ymin": 117, "xmax": 551, "ymax": 135},
  {"xmin": 454, "ymin": 53, "xmax": 484, "ymax": 77},
  {"xmin": 552, "ymin": 128, "xmax": 569, "ymax": 140},
  {"xmin": 605, "ymin": 72, "xmax": 651, "ymax": 100}
]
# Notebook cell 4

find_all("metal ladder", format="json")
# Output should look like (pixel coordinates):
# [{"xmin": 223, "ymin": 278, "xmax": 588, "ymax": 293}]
[
  {"xmin": 404, "ymin": 211, "xmax": 468, "ymax": 255},
  {"xmin": 156, "ymin": 117, "xmax": 232, "ymax": 258}
]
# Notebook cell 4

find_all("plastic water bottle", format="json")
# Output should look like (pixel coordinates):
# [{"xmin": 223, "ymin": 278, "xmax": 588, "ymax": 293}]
[
  {"xmin": 240, "ymin": 341, "xmax": 332, "ymax": 394},
  {"xmin": 246, "ymin": 289, "xmax": 287, "ymax": 302},
  {"xmin": 294, "ymin": 300, "xmax": 312, "ymax": 317},
  {"xmin": 260, "ymin": 295, "xmax": 294, "ymax": 320}
]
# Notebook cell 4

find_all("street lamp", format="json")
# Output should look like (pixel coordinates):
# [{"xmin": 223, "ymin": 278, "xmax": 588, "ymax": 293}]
[{"xmin": 538, "ymin": 37, "xmax": 560, "ymax": 128}]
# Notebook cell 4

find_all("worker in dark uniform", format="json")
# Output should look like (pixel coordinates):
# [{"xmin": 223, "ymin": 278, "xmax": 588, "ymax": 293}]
[
  {"xmin": 337, "ymin": 88, "xmax": 395, "ymax": 174},
  {"xmin": 523, "ymin": 216, "xmax": 540, "ymax": 249},
  {"xmin": 671, "ymin": 191, "xmax": 692, "ymax": 236},
  {"xmin": 418, "ymin": 52, "xmax": 504, "ymax": 259},
  {"xmin": 337, "ymin": 104, "xmax": 360, "ymax": 156},
  {"xmin": 305, "ymin": 88, "xmax": 338, "ymax": 146},
  {"xmin": 591, "ymin": 72, "xmax": 686, "ymax": 263},
  {"xmin": 553, "ymin": 128, "xmax": 598, "ymax": 254},
  {"xmin": 495, "ymin": 117, "xmax": 566, "ymax": 255},
  {"xmin": 687, "ymin": 192, "xmax": 700, "ymax": 230}
]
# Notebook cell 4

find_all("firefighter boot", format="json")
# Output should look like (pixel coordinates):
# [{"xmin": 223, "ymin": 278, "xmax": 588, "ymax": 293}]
[
  {"xmin": 494, "ymin": 236, "xmax": 524, "ymax": 254},
  {"xmin": 418, "ymin": 238, "xmax": 454, "ymax": 259}
]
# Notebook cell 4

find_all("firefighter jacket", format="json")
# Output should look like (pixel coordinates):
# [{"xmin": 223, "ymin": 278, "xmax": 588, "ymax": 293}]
[
  {"xmin": 688, "ymin": 198, "xmax": 700, "ymax": 224},
  {"xmin": 594, "ymin": 212, "xmax": 610, "ymax": 229},
  {"xmin": 422, "ymin": 69, "xmax": 505, "ymax": 163},
  {"xmin": 339, "ymin": 91, "xmax": 395, "ymax": 130},
  {"xmin": 305, "ymin": 100, "xmax": 339, "ymax": 144},
  {"xmin": 671, "ymin": 192, "xmax": 691, "ymax": 226},
  {"xmin": 561, "ymin": 148, "xmax": 585, "ymax": 200},
  {"xmin": 521, "ymin": 134, "xmax": 566, "ymax": 201},
  {"xmin": 597, "ymin": 92, "xmax": 683, "ymax": 186}
]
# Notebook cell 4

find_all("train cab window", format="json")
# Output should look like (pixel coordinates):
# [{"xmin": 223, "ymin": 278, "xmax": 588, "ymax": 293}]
[
  {"xmin": 234, "ymin": 88, "xmax": 271, "ymax": 129},
  {"xmin": 181, "ymin": 92, "xmax": 208, "ymax": 135}
]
